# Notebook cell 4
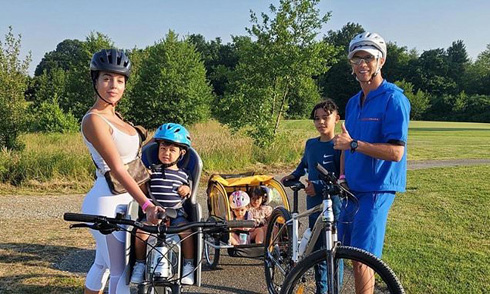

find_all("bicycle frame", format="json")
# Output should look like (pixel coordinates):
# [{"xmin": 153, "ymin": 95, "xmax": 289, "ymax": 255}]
[{"xmin": 282, "ymin": 180, "xmax": 338, "ymax": 264}]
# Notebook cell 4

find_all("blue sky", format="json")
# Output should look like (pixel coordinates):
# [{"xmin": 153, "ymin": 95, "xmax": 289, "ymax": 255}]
[{"xmin": 1, "ymin": 0, "xmax": 489, "ymax": 75}]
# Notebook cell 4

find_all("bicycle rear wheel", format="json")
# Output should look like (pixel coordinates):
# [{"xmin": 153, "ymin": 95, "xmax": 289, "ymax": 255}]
[
  {"xmin": 280, "ymin": 246, "xmax": 404, "ymax": 294},
  {"xmin": 264, "ymin": 207, "xmax": 294, "ymax": 294}
]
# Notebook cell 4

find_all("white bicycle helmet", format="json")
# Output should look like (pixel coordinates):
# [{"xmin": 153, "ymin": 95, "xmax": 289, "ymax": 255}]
[
  {"xmin": 348, "ymin": 32, "xmax": 387, "ymax": 59},
  {"xmin": 229, "ymin": 191, "xmax": 250, "ymax": 209}
]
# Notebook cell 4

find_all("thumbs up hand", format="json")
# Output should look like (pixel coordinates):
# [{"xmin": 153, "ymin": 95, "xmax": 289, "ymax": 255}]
[
  {"xmin": 333, "ymin": 122, "xmax": 353, "ymax": 150},
  {"xmin": 341, "ymin": 122, "xmax": 349, "ymax": 135}
]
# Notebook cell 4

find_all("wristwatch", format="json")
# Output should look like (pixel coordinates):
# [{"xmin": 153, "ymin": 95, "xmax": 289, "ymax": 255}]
[{"xmin": 350, "ymin": 140, "xmax": 358, "ymax": 153}]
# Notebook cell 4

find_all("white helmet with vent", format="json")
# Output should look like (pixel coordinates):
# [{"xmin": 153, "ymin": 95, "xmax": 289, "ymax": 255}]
[
  {"xmin": 229, "ymin": 191, "xmax": 250, "ymax": 209},
  {"xmin": 348, "ymin": 32, "xmax": 387, "ymax": 59}
]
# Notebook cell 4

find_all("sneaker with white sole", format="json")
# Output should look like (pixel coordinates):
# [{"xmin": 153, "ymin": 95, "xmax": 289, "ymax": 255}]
[
  {"xmin": 181, "ymin": 262, "xmax": 195, "ymax": 285},
  {"xmin": 130, "ymin": 262, "xmax": 146, "ymax": 284}
]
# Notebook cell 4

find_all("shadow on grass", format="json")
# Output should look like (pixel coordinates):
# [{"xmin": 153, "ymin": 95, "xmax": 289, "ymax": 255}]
[
  {"xmin": 0, "ymin": 242, "xmax": 94, "ymax": 274},
  {"xmin": 0, "ymin": 243, "xmax": 90, "ymax": 293},
  {"xmin": 0, "ymin": 273, "xmax": 82, "ymax": 294}
]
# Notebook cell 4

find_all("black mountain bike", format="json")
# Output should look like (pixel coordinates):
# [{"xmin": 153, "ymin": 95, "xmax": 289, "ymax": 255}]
[{"xmin": 64, "ymin": 210, "xmax": 254, "ymax": 294}]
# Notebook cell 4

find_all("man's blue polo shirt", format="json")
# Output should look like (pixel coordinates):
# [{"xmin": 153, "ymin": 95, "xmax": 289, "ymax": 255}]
[{"xmin": 344, "ymin": 80, "xmax": 411, "ymax": 193}]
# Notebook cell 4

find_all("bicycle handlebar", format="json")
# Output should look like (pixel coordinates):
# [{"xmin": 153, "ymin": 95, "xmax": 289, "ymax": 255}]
[
  {"xmin": 315, "ymin": 163, "xmax": 356, "ymax": 201},
  {"xmin": 63, "ymin": 212, "xmax": 255, "ymax": 235},
  {"xmin": 282, "ymin": 178, "xmax": 305, "ymax": 191}
]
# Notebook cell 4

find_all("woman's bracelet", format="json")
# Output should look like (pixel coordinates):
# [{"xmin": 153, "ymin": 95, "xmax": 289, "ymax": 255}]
[{"xmin": 141, "ymin": 199, "xmax": 152, "ymax": 212}]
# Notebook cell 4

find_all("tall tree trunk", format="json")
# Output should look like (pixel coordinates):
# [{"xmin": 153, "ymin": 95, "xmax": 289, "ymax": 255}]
[{"xmin": 274, "ymin": 86, "xmax": 289, "ymax": 135}]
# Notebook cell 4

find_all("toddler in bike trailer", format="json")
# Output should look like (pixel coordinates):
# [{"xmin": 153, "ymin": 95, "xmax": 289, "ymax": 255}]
[
  {"xmin": 229, "ymin": 191, "xmax": 261, "ymax": 245},
  {"xmin": 130, "ymin": 123, "xmax": 196, "ymax": 285},
  {"xmin": 248, "ymin": 186, "xmax": 273, "ymax": 244},
  {"xmin": 281, "ymin": 99, "xmax": 342, "ymax": 294}
]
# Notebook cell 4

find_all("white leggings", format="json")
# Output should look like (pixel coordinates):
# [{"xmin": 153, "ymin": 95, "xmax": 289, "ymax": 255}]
[
  {"xmin": 82, "ymin": 177, "xmax": 133, "ymax": 293},
  {"xmin": 85, "ymin": 230, "xmax": 129, "ymax": 294}
]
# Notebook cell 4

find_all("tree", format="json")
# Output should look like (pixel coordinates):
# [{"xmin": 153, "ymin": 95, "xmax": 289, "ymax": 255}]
[
  {"xmin": 0, "ymin": 27, "xmax": 31, "ymax": 150},
  {"xmin": 34, "ymin": 39, "xmax": 85, "ymax": 76},
  {"xmin": 319, "ymin": 23, "xmax": 364, "ymax": 117},
  {"xmin": 129, "ymin": 31, "xmax": 213, "ymax": 128},
  {"xmin": 28, "ymin": 68, "xmax": 78, "ymax": 133},
  {"xmin": 447, "ymin": 40, "xmax": 469, "ymax": 93},
  {"xmin": 394, "ymin": 80, "xmax": 430, "ymax": 120},
  {"xmin": 383, "ymin": 43, "xmax": 417, "ymax": 83},
  {"xmin": 188, "ymin": 34, "xmax": 239, "ymax": 116},
  {"xmin": 410, "ymin": 48, "xmax": 457, "ymax": 97},
  {"xmin": 61, "ymin": 32, "xmax": 113, "ymax": 120},
  {"xmin": 30, "ymin": 32, "xmax": 114, "ymax": 121},
  {"xmin": 464, "ymin": 44, "xmax": 490, "ymax": 95},
  {"xmin": 220, "ymin": 0, "xmax": 336, "ymax": 146}
]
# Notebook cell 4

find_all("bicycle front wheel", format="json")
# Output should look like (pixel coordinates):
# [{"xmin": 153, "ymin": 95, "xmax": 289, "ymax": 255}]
[
  {"xmin": 203, "ymin": 234, "xmax": 220, "ymax": 269},
  {"xmin": 280, "ymin": 246, "xmax": 404, "ymax": 294},
  {"xmin": 264, "ymin": 207, "xmax": 294, "ymax": 294}
]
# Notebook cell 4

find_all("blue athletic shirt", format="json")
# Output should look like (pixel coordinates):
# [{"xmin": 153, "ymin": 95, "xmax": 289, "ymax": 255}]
[
  {"xmin": 149, "ymin": 165, "xmax": 190, "ymax": 208},
  {"xmin": 291, "ymin": 138, "xmax": 341, "ymax": 209},
  {"xmin": 344, "ymin": 80, "xmax": 410, "ymax": 193}
]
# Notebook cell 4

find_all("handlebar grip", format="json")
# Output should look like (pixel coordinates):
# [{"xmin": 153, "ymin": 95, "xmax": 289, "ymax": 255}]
[
  {"xmin": 226, "ymin": 220, "xmax": 256, "ymax": 228},
  {"xmin": 64, "ymin": 212, "xmax": 100, "ymax": 223},
  {"xmin": 283, "ymin": 178, "xmax": 305, "ymax": 188},
  {"xmin": 315, "ymin": 163, "xmax": 337, "ymax": 182}
]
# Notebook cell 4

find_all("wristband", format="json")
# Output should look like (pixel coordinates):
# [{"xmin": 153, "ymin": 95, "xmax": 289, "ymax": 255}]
[
  {"xmin": 339, "ymin": 174, "xmax": 346, "ymax": 180},
  {"xmin": 141, "ymin": 199, "xmax": 152, "ymax": 212}
]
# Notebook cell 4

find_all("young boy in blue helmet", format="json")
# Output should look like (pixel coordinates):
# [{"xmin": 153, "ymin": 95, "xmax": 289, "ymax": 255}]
[{"xmin": 130, "ymin": 123, "xmax": 195, "ymax": 285}]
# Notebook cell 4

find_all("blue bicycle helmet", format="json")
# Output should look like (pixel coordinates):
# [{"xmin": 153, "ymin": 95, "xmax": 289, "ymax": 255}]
[{"xmin": 154, "ymin": 123, "xmax": 191, "ymax": 149}]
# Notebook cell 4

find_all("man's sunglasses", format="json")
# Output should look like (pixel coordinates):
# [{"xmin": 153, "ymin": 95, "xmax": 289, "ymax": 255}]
[{"xmin": 349, "ymin": 55, "xmax": 376, "ymax": 65}]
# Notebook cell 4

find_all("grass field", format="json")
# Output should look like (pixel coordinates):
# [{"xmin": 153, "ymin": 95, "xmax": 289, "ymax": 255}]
[
  {"xmin": 1, "ymin": 120, "xmax": 489, "ymax": 194},
  {"xmin": 281, "ymin": 120, "xmax": 490, "ymax": 161},
  {"xmin": 385, "ymin": 165, "xmax": 489, "ymax": 293}
]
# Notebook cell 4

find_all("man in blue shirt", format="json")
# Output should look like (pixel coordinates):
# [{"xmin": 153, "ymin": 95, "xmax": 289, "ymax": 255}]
[{"xmin": 333, "ymin": 32, "xmax": 410, "ymax": 292}]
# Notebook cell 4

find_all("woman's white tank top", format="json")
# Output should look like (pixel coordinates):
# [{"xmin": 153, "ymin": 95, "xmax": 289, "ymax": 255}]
[{"xmin": 81, "ymin": 112, "xmax": 140, "ymax": 177}]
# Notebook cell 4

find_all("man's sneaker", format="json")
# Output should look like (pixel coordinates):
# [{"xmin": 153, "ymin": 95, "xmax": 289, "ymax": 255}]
[
  {"xmin": 181, "ymin": 262, "xmax": 195, "ymax": 285},
  {"xmin": 130, "ymin": 262, "xmax": 146, "ymax": 284}
]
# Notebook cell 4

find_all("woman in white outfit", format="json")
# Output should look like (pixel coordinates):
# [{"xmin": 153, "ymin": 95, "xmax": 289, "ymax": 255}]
[{"xmin": 81, "ymin": 49, "xmax": 164, "ymax": 294}]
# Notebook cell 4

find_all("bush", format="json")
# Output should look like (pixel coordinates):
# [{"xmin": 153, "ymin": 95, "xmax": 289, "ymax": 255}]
[{"xmin": 29, "ymin": 99, "xmax": 79, "ymax": 133}]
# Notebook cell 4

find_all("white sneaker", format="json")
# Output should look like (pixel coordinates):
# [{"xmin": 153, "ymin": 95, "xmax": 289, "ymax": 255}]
[
  {"xmin": 181, "ymin": 262, "xmax": 195, "ymax": 285},
  {"xmin": 130, "ymin": 262, "xmax": 146, "ymax": 284}
]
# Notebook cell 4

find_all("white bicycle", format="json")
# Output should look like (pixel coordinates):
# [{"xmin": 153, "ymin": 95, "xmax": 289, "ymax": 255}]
[{"xmin": 264, "ymin": 163, "xmax": 405, "ymax": 294}]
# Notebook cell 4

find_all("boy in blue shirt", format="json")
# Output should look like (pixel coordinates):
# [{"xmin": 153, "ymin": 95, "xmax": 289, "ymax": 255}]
[{"xmin": 282, "ymin": 98, "xmax": 341, "ymax": 293}]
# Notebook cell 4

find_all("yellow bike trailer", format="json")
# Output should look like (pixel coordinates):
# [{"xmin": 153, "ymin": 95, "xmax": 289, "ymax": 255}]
[{"xmin": 203, "ymin": 172, "xmax": 290, "ymax": 269}]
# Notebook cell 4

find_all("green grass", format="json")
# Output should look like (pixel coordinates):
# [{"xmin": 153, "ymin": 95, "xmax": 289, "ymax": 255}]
[
  {"xmin": 281, "ymin": 120, "xmax": 490, "ymax": 161},
  {"xmin": 407, "ymin": 121, "xmax": 490, "ymax": 160},
  {"xmin": 384, "ymin": 165, "xmax": 490, "ymax": 294}
]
